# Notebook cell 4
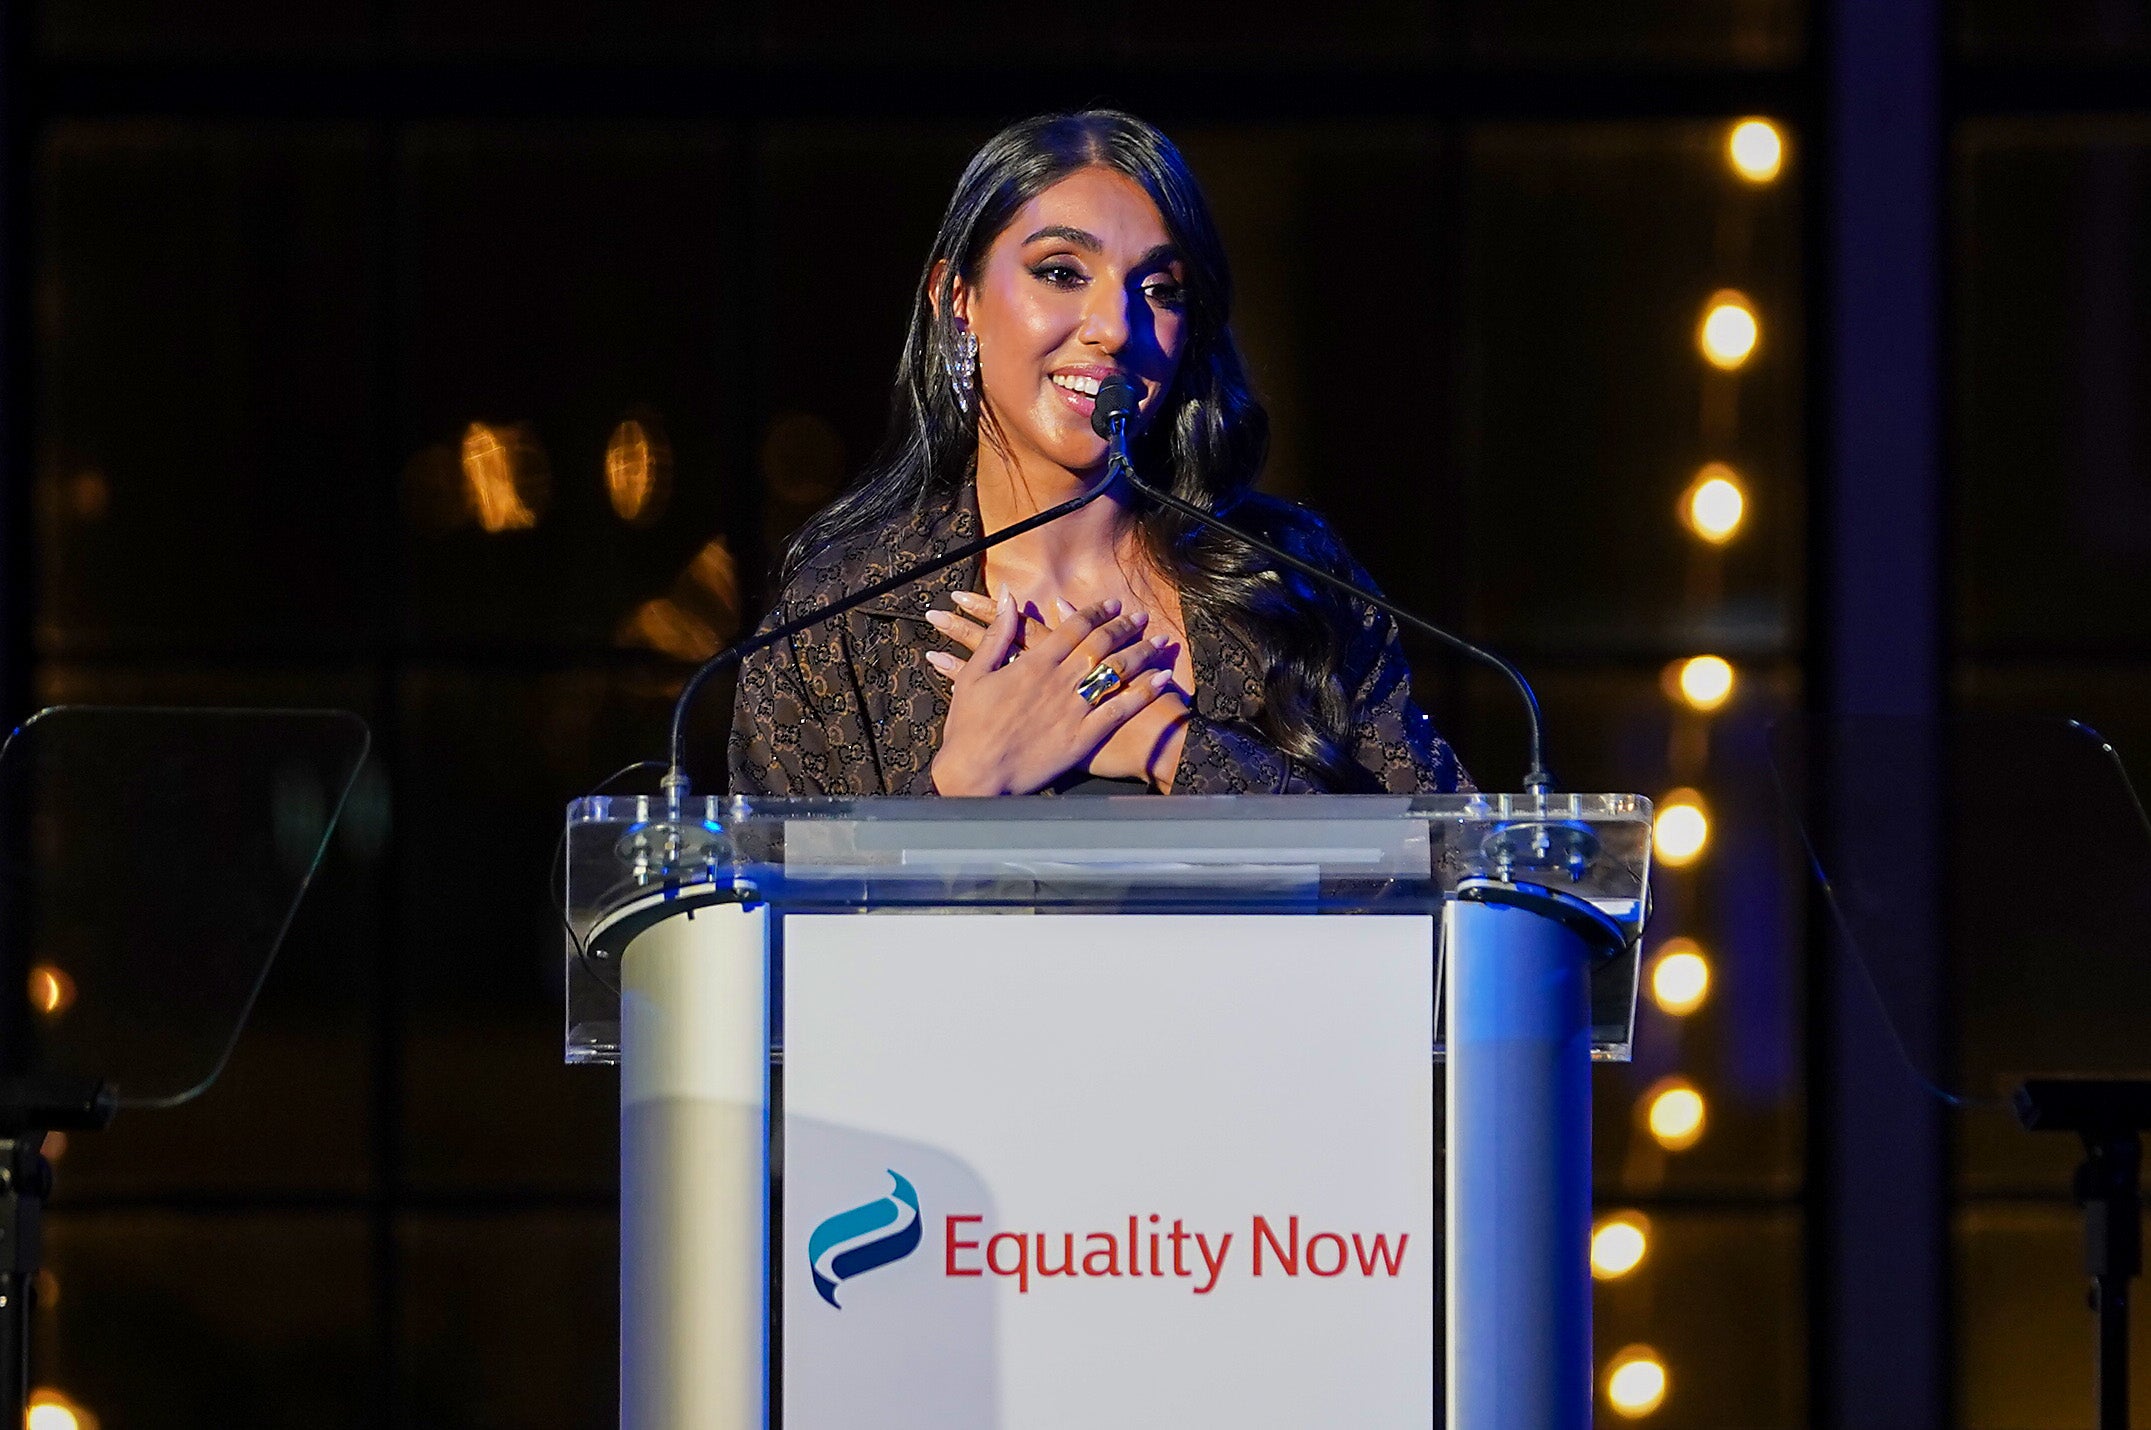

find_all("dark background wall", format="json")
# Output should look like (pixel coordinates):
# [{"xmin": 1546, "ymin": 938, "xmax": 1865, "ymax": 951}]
[{"xmin": 1, "ymin": 0, "xmax": 2146, "ymax": 1426}]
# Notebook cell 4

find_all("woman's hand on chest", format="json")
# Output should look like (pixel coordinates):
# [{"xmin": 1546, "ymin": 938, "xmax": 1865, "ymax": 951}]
[
  {"xmin": 920, "ymin": 589, "xmax": 1179, "ymax": 796},
  {"xmin": 934, "ymin": 590, "xmax": 1194, "ymax": 790}
]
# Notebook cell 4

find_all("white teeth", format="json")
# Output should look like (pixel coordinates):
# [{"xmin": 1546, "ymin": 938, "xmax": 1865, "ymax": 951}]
[{"xmin": 1050, "ymin": 374, "xmax": 1102, "ymax": 396}]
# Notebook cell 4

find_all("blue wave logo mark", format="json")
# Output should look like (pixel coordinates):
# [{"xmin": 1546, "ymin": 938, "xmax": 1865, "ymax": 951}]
[{"xmin": 807, "ymin": 1170, "xmax": 922, "ymax": 1309}]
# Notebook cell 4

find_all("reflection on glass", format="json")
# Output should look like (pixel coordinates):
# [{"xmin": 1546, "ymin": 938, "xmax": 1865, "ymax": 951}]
[
  {"xmin": 616, "ymin": 537, "xmax": 743, "ymax": 663},
  {"xmin": 606, "ymin": 416, "xmax": 673, "ymax": 526},
  {"xmin": 460, "ymin": 422, "xmax": 548, "ymax": 533}
]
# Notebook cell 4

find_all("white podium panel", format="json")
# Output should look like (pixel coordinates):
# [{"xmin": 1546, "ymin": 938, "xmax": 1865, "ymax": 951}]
[{"xmin": 781, "ymin": 913, "xmax": 1437, "ymax": 1430}]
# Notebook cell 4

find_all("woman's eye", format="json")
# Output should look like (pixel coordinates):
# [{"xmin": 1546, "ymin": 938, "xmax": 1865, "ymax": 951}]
[
  {"xmin": 1031, "ymin": 261, "xmax": 1085, "ymax": 288},
  {"xmin": 1143, "ymin": 283, "xmax": 1186, "ymax": 310}
]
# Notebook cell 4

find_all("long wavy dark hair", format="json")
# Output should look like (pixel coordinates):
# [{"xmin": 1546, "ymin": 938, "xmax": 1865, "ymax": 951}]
[{"xmin": 784, "ymin": 110, "xmax": 1381, "ymax": 790}]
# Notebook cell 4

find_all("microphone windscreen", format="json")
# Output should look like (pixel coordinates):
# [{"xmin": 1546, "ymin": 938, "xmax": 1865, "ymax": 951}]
[{"xmin": 1090, "ymin": 374, "xmax": 1140, "ymax": 439}]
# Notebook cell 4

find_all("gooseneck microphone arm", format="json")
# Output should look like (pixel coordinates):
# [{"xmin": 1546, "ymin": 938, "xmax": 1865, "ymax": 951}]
[
  {"xmin": 662, "ymin": 467, "xmax": 1120, "ymax": 801},
  {"xmin": 1090, "ymin": 374, "xmax": 1554, "ymax": 795}
]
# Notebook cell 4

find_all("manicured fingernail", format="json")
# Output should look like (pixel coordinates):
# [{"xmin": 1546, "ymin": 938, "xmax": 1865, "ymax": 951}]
[
  {"xmin": 925, "ymin": 609, "xmax": 952, "ymax": 628},
  {"xmin": 951, "ymin": 590, "xmax": 989, "ymax": 610},
  {"xmin": 1102, "ymin": 597, "xmax": 1122, "ymax": 617},
  {"xmin": 1055, "ymin": 598, "xmax": 1077, "ymax": 618},
  {"xmin": 1129, "ymin": 609, "xmax": 1148, "ymax": 627},
  {"xmin": 1150, "ymin": 633, "xmax": 1169, "ymax": 649},
  {"xmin": 925, "ymin": 651, "xmax": 958, "ymax": 674},
  {"xmin": 998, "ymin": 583, "xmax": 1013, "ymax": 611},
  {"xmin": 1151, "ymin": 670, "xmax": 1175, "ymax": 689}
]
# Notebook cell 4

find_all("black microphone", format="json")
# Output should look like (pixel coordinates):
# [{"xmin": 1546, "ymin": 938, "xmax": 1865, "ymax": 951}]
[
  {"xmin": 661, "ymin": 466, "xmax": 1120, "ymax": 803},
  {"xmin": 1090, "ymin": 373, "xmax": 1553, "ymax": 793}
]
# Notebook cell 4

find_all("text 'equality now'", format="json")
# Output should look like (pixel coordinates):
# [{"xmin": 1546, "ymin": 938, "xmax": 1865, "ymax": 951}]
[{"xmin": 943, "ymin": 1215, "xmax": 1412, "ymax": 1295}]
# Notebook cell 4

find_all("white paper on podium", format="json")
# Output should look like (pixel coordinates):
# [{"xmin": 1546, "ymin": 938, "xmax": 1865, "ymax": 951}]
[{"xmin": 782, "ymin": 913, "xmax": 1436, "ymax": 1430}]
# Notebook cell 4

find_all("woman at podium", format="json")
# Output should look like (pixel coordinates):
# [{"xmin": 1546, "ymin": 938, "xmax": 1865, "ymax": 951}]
[{"xmin": 729, "ymin": 110, "xmax": 1468, "ymax": 800}]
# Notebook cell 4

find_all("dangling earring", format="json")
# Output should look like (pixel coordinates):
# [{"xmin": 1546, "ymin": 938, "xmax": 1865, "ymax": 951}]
[{"xmin": 950, "ymin": 329, "xmax": 979, "ymax": 415}]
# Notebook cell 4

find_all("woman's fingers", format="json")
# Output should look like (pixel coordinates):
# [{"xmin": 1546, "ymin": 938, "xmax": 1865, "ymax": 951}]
[
  {"xmin": 926, "ymin": 606, "xmax": 986, "ymax": 653},
  {"xmin": 925, "ymin": 649, "xmax": 963, "ymax": 678},
  {"xmin": 1067, "ymin": 609, "xmax": 1150, "ymax": 672},
  {"xmin": 968, "ymin": 585, "xmax": 1022, "ymax": 673},
  {"xmin": 1085, "ymin": 666, "xmax": 1178, "ymax": 730}
]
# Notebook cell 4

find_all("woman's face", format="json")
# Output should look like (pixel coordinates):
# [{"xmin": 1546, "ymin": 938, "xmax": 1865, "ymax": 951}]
[{"xmin": 952, "ymin": 165, "xmax": 1188, "ymax": 477}]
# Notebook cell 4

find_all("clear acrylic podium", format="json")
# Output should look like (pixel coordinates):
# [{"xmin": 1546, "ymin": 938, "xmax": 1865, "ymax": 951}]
[{"xmin": 564, "ymin": 793, "xmax": 1652, "ymax": 1430}]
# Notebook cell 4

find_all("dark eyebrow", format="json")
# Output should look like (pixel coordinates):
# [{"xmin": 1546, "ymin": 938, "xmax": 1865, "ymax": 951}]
[
  {"xmin": 1022, "ymin": 225, "xmax": 1102, "ymax": 251},
  {"xmin": 1133, "ymin": 243, "xmax": 1183, "ymax": 274}
]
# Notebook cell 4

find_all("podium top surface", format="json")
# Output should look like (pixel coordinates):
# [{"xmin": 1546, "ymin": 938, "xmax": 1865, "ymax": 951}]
[{"xmin": 562, "ymin": 792, "xmax": 1653, "ymax": 1066}]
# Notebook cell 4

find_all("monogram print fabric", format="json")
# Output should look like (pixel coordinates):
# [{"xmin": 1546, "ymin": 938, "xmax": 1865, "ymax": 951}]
[{"xmin": 726, "ymin": 485, "xmax": 1471, "ymax": 797}]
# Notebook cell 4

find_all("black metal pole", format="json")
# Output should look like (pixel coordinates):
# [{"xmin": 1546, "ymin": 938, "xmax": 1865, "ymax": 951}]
[
  {"xmin": 2079, "ymin": 1129, "xmax": 2140, "ymax": 1430},
  {"xmin": 0, "ymin": 1133, "xmax": 50, "ymax": 1427}
]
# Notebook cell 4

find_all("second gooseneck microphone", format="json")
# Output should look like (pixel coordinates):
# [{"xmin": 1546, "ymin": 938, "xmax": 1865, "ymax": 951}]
[{"xmin": 1089, "ymin": 373, "xmax": 1553, "ymax": 794}]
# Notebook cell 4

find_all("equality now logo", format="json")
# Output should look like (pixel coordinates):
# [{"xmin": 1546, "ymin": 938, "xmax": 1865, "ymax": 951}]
[
  {"xmin": 807, "ymin": 1170, "xmax": 923, "ymax": 1308},
  {"xmin": 947, "ymin": 1214, "xmax": 1410, "ymax": 1296}
]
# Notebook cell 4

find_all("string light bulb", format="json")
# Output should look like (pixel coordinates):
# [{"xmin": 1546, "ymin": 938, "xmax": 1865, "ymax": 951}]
[
  {"xmin": 1650, "ymin": 938, "xmax": 1712, "ymax": 1015},
  {"xmin": 1591, "ymin": 1212, "xmax": 1651, "ymax": 1279},
  {"xmin": 1605, "ymin": 1347, "xmax": 1670, "ymax": 1417},
  {"xmin": 1668, "ymin": 654, "xmax": 1735, "ymax": 712},
  {"xmin": 1644, "ymin": 1078, "xmax": 1707, "ymax": 1151},
  {"xmin": 1727, "ymin": 119, "xmax": 1785, "ymax": 183},
  {"xmin": 1681, "ymin": 463, "xmax": 1748, "ymax": 543},
  {"xmin": 1653, "ymin": 789, "xmax": 1710, "ymax": 867},
  {"xmin": 1698, "ymin": 291, "xmax": 1760, "ymax": 369}
]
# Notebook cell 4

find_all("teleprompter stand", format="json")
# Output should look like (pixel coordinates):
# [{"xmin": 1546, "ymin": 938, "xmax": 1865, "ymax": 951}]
[
  {"xmin": 2014, "ymin": 1079, "xmax": 2151, "ymax": 1430},
  {"xmin": 1773, "ymin": 714, "xmax": 2151, "ymax": 1430},
  {"xmin": 0, "ymin": 706, "xmax": 368, "ymax": 1425},
  {"xmin": 0, "ymin": 1077, "xmax": 116, "ymax": 1420}
]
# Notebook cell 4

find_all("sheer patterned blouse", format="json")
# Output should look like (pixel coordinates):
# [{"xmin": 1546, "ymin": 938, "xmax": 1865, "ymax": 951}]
[{"xmin": 726, "ymin": 484, "xmax": 1471, "ymax": 798}]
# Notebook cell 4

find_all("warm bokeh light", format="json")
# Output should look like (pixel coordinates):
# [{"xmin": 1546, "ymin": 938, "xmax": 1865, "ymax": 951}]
[
  {"xmin": 1681, "ymin": 463, "xmax": 1747, "ymax": 543},
  {"xmin": 41, "ymin": 1130, "xmax": 69, "ymax": 1164},
  {"xmin": 1591, "ymin": 1212, "xmax": 1650, "ymax": 1279},
  {"xmin": 28, "ymin": 1388, "xmax": 98, "ymax": 1430},
  {"xmin": 1727, "ymin": 119, "xmax": 1784, "ymax": 182},
  {"xmin": 34, "ymin": 1267, "xmax": 61, "ymax": 1309},
  {"xmin": 460, "ymin": 422, "xmax": 545, "ymax": 533},
  {"xmin": 1650, "ymin": 938, "xmax": 1712, "ymax": 1015},
  {"xmin": 1645, "ymin": 1079, "xmax": 1707, "ymax": 1151},
  {"xmin": 1653, "ymin": 790, "xmax": 1709, "ymax": 866},
  {"xmin": 605, "ymin": 417, "xmax": 672, "ymax": 526},
  {"xmin": 1671, "ymin": 654, "xmax": 1735, "ymax": 711},
  {"xmin": 616, "ymin": 537, "xmax": 744, "ymax": 663},
  {"xmin": 1698, "ymin": 291, "xmax": 1760, "ymax": 369},
  {"xmin": 1606, "ymin": 1348, "xmax": 1670, "ymax": 1417},
  {"xmin": 30, "ymin": 963, "xmax": 76, "ymax": 1016}
]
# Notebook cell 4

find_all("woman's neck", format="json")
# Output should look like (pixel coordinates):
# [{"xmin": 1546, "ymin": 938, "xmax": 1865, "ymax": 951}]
[{"xmin": 973, "ymin": 442, "xmax": 1140, "ymax": 591}]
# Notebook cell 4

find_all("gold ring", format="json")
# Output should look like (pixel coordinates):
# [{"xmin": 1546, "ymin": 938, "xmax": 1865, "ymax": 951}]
[{"xmin": 1075, "ymin": 660, "xmax": 1124, "ymax": 708}]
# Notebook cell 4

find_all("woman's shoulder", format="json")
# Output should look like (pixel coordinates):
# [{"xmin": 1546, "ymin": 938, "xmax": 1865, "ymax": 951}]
[
  {"xmin": 764, "ymin": 486, "xmax": 966, "ymax": 620},
  {"xmin": 1223, "ymin": 490, "xmax": 1374, "ymax": 587}
]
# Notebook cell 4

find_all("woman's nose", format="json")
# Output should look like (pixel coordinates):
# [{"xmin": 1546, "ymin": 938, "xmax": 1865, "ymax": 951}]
[{"xmin": 1077, "ymin": 283, "xmax": 1132, "ymax": 353}]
